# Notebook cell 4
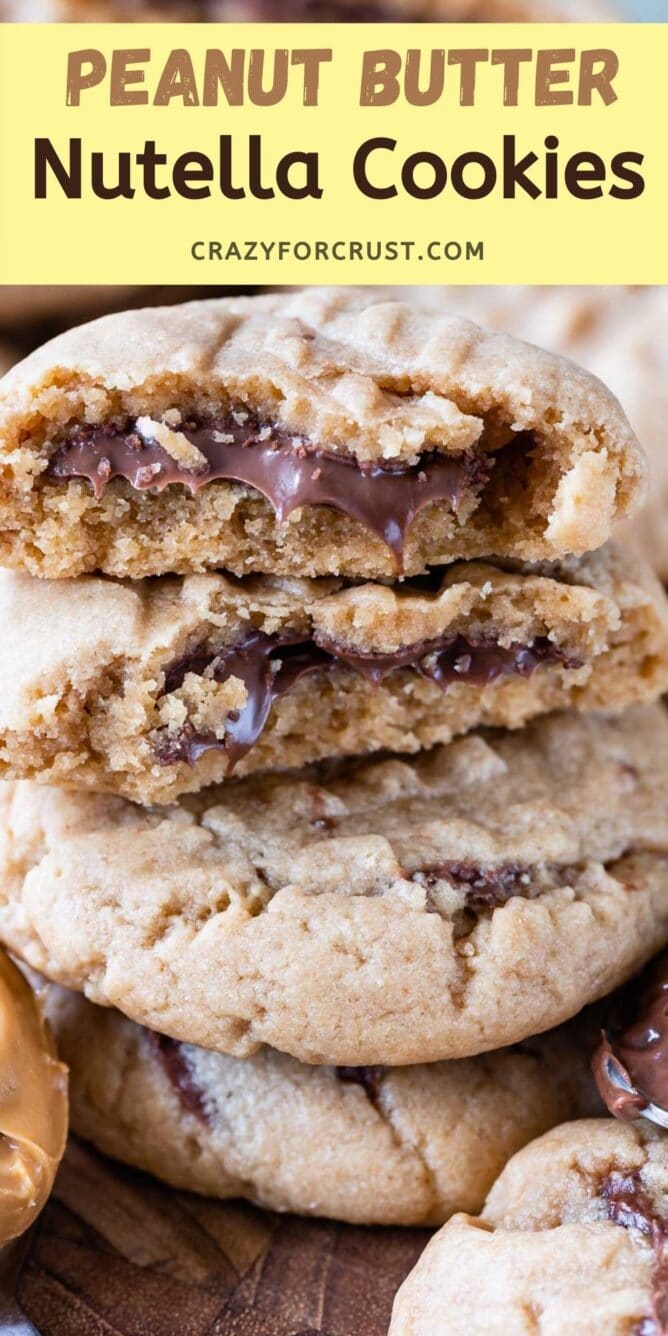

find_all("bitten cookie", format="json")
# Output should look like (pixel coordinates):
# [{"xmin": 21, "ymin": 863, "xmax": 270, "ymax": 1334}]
[
  {"xmin": 407, "ymin": 286, "xmax": 668, "ymax": 582},
  {"xmin": 1, "ymin": 707, "xmax": 667, "ymax": 1066},
  {"xmin": 0, "ymin": 289, "xmax": 645, "ymax": 580},
  {"xmin": 1, "ymin": 543, "xmax": 666, "ymax": 803},
  {"xmin": 36, "ymin": 979, "xmax": 600, "ymax": 1226},
  {"xmin": 390, "ymin": 1119, "xmax": 668, "ymax": 1335}
]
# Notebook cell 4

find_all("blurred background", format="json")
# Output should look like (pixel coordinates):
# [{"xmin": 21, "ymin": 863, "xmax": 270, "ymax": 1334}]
[
  {"xmin": 626, "ymin": 1, "xmax": 664, "ymax": 14},
  {"xmin": 0, "ymin": 0, "xmax": 662, "ymax": 16}
]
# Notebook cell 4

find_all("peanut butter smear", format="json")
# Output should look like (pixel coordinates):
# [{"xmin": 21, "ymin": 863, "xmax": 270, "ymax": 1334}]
[{"xmin": 0, "ymin": 952, "xmax": 68, "ymax": 1246}]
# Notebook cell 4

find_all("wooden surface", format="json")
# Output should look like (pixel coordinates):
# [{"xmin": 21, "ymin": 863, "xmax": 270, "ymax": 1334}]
[{"xmin": 17, "ymin": 1140, "xmax": 431, "ymax": 1335}]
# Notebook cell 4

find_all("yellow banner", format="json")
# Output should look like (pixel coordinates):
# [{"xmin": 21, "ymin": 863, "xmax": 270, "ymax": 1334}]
[{"xmin": 0, "ymin": 23, "xmax": 665, "ymax": 285}]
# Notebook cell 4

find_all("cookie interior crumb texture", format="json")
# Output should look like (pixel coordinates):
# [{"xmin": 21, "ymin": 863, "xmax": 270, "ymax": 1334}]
[
  {"xmin": 390, "ymin": 1119, "xmax": 668, "ymax": 1335},
  {"xmin": 1, "ymin": 707, "xmax": 667, "ymax": 1066},
  {"xmin": 0, "ymin": 543, "xmax": 666, "ymax": 802},
  {"xmin": 0, "ymin": 289, "xmax": 646, "ymax": 580}
]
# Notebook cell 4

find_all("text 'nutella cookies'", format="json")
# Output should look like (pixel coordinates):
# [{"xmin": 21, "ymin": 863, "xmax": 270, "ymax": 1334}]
[
  {"xmin": 0, "ymin": 290, "xmax": 645, "ymax": 581},
  {"xmin": 390, "ymin": 1120, "xmax": 668, "ymax": 1335},
  {"xmin": 1, "ymin": 707, "xmax": 667, "ymax": 1067},
  {"xmin": 1, "ymin": 544, "xmax": 666, "ymax": 802}
]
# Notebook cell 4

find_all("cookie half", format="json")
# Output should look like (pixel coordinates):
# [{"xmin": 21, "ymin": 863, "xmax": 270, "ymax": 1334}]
[
  {"xmin": 391, "ymin": 1118, "xmax": 668, "ymax": 1335},
  {"xmin": 2, "ymin": 706, "xmax": 667, "ymax": 1066},
  {"xmin": 36, "ymin": 979, "xmax": 599, "ymax": 1226},
  {"xmin": 1, "ymin": 543, "xmax": 665, "ymax": 803},
  {"xmin": 0, "ymin": 289, "xmax": 645, "ymax": 580}
]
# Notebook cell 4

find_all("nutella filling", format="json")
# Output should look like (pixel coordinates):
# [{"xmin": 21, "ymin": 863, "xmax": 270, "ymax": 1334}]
[
  {"xmin": 601, "ymin": 1171, "xmax": 668, "ymax": 1335},
  {"xmin": 147, "ymin": 1033, "xmax": 210, "ymax": 1125},
  {"xmin": 335, "ymin": 1066, "xmax": 385, "ymax": 1111},
  {"xmin": 593, "ymin": 954, "xmax": 668, "ymax": 1124},
  {"xmin": 45, "ymin": 416, "xmax": 495, "ymax": 563},
  {"xmin": 415, "ymin": 861, "xmax": 533, "ymax": 912},
  {"xmin": 154, "ymin": 628, "xmax": 577, "ymax": 769}
]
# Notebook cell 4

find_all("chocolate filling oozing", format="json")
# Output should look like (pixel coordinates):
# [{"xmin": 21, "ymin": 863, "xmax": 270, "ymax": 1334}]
[
  {"xmin": 45, "ymin": 416, "xmax": 495, "ymax": 564},
  {"xmin": 601, "ymin": 1171, "xmax": 668, "ymax": 1335},
  {"xmin": 154, "ymin": 628, "xmax": 577, "ymax": 769},
  {"xmin": 335, "ymin": 1066, "xmax": 385, "ymax": 1111},
  {"xmin": 593, "ymin": 954, "xmax": 668, "ymax": 1123},
  {"xmin": 415, "ymin": 861, "xmax": 533, "ymax": 912},
  {"xmin": 147, "ymin": 1032, "xmax": 209, "ymax": 1125}
]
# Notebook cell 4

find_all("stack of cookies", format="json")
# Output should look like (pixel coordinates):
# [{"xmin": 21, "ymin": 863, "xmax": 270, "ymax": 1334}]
[{"xmin": 0, "ymin": 287, "xmax": 667, "ymax": 1231}]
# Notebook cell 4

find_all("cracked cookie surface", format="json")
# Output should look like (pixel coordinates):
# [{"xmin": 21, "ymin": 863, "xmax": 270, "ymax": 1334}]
[
  {"xmin": 0, "ymin": 288, "xmax": 645, "ymax": 580},
  {"xmin": 391, "ymin": 1118, "xmax": 668, "ymax": 1335},
  {"xmin": 1, "ymin": 707, "xmax": 667, "ymax": 1066},
  {"xmin": 36, "ymin": 979, "xmax": 600, "ymax": 1226},
  {"xmin": 1, "ymin": 543, "xmax": 666, "ymax": 803}
]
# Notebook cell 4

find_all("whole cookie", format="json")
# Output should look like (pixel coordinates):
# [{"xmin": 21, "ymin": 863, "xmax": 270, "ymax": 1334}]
[
  {"xmin": 1, "ymin": 706, "xmax": 667, "ymax": 1066},
  {"xmin": 37, "ymin": 979, "xmax": 599, "ymax": 1226},
  {"xmin": 391, "ymin": 1118, "xmax": 668, "ymax": 1335},
  {"xmin": 0, "ymin": 289, "xmax": 645, "ymax": 581},
  {"xmin": 1, "ymin": 543, "xmax": 665, "ymax": 803}
]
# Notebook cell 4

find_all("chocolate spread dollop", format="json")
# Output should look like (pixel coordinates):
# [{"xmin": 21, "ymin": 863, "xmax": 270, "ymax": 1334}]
[
  {"xmin": 155, "ymin": 627, "xmax": 576, "ymax": 769},
  {"xmin": 593, "ymin": 953, "xmax": 668, "ymax": 1123},
  {"xmin": 45, "ymin": 416, "xmax": 495, "ymax": 563},
  {"xmin": 601, "ymin": 1170, "xmax": 668, "ymax": 1334}
]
